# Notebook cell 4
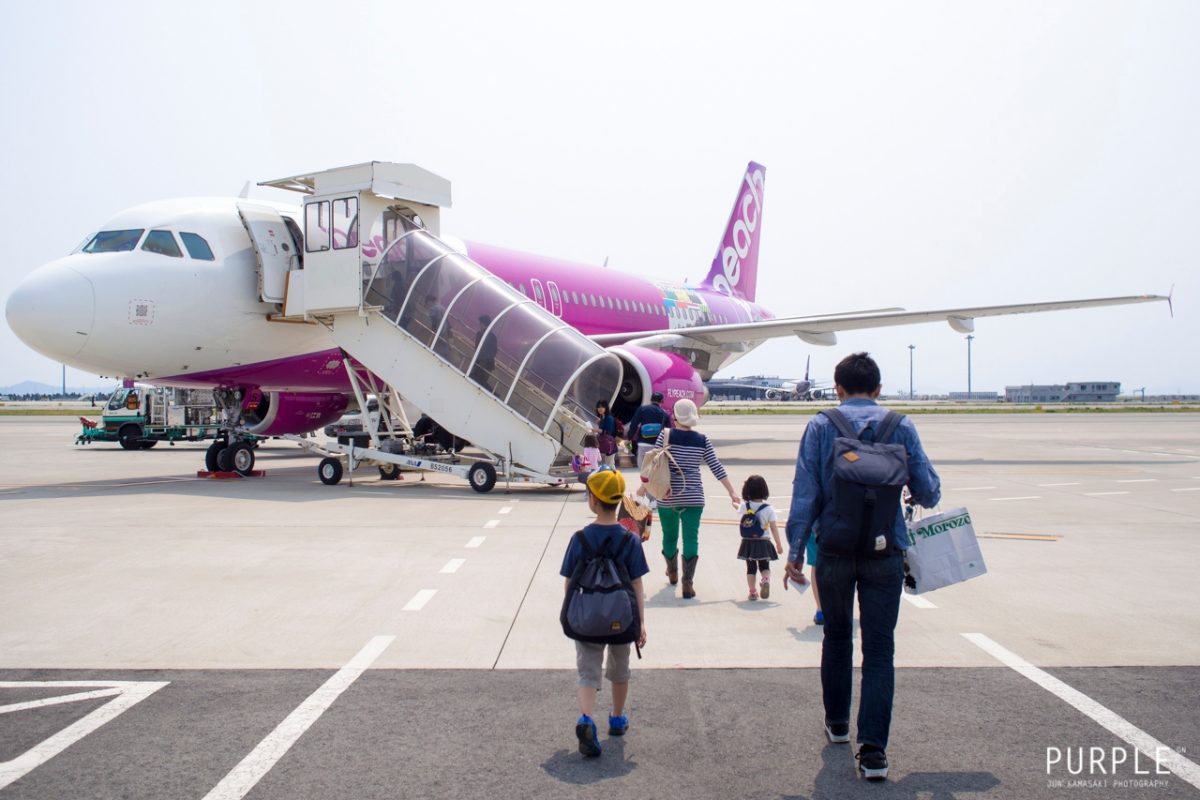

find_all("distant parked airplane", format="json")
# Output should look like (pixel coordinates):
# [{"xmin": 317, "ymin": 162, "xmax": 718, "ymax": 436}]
[{"xmin": 708, "ymin": 356, "xmax": 830, "ymax": 400}]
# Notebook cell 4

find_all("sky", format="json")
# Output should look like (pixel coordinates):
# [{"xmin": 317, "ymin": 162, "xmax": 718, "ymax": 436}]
[{"xmin": 1, "ymin": 1, "xmax": 1196, "ymax": 395}]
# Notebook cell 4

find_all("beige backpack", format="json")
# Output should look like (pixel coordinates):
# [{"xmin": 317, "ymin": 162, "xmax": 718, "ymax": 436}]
[{"xmin": 639, "ymin": 428, "xmax": 683, "ymax": 500}]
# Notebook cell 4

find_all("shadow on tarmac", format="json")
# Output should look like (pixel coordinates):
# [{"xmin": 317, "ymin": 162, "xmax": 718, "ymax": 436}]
[
  {"xmin": 541, "ymin": 737, "xmax": 637, "ymax": 784},
  {"xmin": 785, "ymin": 745, "xmax": 1000, "ymax": 799}
]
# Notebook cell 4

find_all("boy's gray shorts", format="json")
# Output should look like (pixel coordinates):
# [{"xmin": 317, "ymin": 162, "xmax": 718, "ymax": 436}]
[{"xmin": 575, "ymin": 641, "xmax": 632, "ymax": 688}]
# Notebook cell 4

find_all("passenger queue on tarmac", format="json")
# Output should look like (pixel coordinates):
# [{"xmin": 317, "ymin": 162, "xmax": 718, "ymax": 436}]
[{"xmin": 570, "ymin": 353, "xmax": 942, "ymax": 783}]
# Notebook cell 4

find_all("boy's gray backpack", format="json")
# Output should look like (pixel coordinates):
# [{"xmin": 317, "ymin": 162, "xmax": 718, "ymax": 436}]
[
  {"xmin": 816, "ymin": 408, "xmax": 909, "ymax": 559},
  {"xmin": 560, "ymin": 530, "xmax": 641, "ymax": 644}
]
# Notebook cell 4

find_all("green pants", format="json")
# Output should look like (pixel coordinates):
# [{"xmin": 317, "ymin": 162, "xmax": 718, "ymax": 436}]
[{"xmin": 658, "ymin": 505, "xmax": 704, "ymax": 559}]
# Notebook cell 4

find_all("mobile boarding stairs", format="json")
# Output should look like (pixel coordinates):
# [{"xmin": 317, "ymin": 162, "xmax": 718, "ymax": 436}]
[{"xmin": 247, "ymin": 162, "xmax": 622, "ymax": 491}]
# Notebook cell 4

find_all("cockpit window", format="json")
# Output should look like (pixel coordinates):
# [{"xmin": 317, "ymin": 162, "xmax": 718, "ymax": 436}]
[
  {"xmin": 180, "ymin": 232, "xmax": 215, "ymax": 261},
  {"xmin": 83, "ymin": 229, "xmax": 144, "ymax": 253},
  {"xmin": 142, "ymin": 230, "xmax": 182, "ymax": 258}
]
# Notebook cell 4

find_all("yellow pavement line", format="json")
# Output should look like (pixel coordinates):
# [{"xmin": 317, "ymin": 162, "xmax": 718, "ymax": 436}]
[{"xmin": 704, "ymin": 518, "xmax": 1058, "ymax": 542}]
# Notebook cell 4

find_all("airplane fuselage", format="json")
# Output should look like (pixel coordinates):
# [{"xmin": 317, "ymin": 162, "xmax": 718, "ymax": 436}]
[{"xmin": 8, "ymin": 197, "xmax": 773, "ymax": 396}]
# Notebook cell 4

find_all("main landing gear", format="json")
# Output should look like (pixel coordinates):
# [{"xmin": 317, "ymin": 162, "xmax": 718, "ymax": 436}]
[
  {"xmin": 205, "ymin": 437, "xmax": 257, "ymax": 476},
  {"xmin": 204, "ymin": 387, "xmax": 259, "ymax": 476}
]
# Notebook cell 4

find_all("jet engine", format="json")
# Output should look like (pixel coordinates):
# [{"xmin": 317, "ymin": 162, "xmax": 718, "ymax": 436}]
[
  {"xmin": 607, "ymin": 345, "xmax": 707, "ymax": 420},
  {"xmin": 242, "ymin": 391, "xmax": 349, "ymax": 436}
]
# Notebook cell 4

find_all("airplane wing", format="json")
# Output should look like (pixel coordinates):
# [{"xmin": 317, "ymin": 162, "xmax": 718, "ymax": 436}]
[{"xmin": 589, "ymin": 294, "xmax": 1169, "ymax": 349}]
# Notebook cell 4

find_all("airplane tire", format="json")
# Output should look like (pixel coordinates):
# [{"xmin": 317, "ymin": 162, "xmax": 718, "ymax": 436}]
[
  {"xmin": 216, "ymin": 445, "xmax": 235, "ymax": 472},
  {"xmin": 118, "ymin": 424, "xmax": 142, "ymax": 450},
  {"xmin": 319, "ymin": 457, "xmax": 343, "ymax": 485},
  {"xmin": 468, "ymin": 462, "xmax": 497, "ymax": 493},
  {"xmin": 378, "ymin": 463, "xmax": 400, "ymax": 481},
  {"xmin": 205, "ymin": 441, "xmax": 225, "ymax": 472},
  {"xmin": 229, "ymin": 441, "xmax": 255, "ymax": 476}
]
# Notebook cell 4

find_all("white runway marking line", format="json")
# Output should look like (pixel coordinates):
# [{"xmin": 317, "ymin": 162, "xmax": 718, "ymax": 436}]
[
  {"xmin": 1117, "ymin": 479, "xmax": 1157, "ymax": 483},
  {"xmin": 440, "ymin": 558, "xmax": 466, "ymax": 574},
  {"xmin": 954, "ymin": 486, "xmax": 997, "ymax": 491},
  {"xmin": 483, "ymin": 519, "xmax": 500, "ymax": 529},
  {"xmin": 1038, "ymin": 482, "xmax": 1080, "ymax": 487},
  {"xmin": 1172, "ymin": 487, "xmax": 1200, "ymax": 492},
  {"xmin": 0, "ymin": 687, "xmax": 122, "ymax": 714},
  {"xmin": 498, "ymin": 506, "xmax": 512, "ymax": 514},
  {"xmin": 403, "ymin": 590, "xmax": 437, "ymax": 611},
  {"xmin": 202, "ymin": 636, "xmax": 394, "ymax": 800},
  {"xmin": 0, "ymin": 681, "xmax": 169, "ymax": 791},
  {"xmin": 963, "ymin": 633, "xmax": 1200, "ymax": 791},
  {"xmin": 989, "ymin": 495, "xmax": 1041, "ymax": 501},
  {"xmin": 465, "ymin": 536, "xmax": 486, "ymax": 548},
  {"xmin": 901, "ymin": 593, "xmax": 938, "ymax": 609},
  {"xmin": 1084, "ymin": 491, "xmax": 1131, "ymax": 496}
]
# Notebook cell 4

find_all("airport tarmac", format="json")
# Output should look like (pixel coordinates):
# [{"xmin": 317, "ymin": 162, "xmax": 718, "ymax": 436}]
[{"xmin": 1, "ymin": 413, "xmax": 1198, "ymax": 798}]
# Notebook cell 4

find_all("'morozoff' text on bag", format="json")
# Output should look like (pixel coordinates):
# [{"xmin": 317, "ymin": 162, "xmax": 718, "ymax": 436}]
[
  {"xmin": 817, "ymin": 408, "xmax": 909, "ymax": 559},
  {"xmin": 640, "ymin": 428, "xmax": 682, "ymax": 500},
  {"xmin": 903, "ymin": 506, "xmax": 987, "ymax": 593},
  {"xmin": 561, "ymin": 530, "xmax": 641, "ymax": 644}
]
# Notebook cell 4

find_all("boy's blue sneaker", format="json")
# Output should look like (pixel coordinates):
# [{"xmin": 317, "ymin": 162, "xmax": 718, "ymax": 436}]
[
  {"xmin": 608, "ymin": 713, "xmax": 629, "ymax": 736},
  {"xmin": 576, "ymin": 714, "xmax": 601, "ymax": 757},
  {"xmin": 814, "ymin": 610, "xmax": 825, "ymax": 625}
]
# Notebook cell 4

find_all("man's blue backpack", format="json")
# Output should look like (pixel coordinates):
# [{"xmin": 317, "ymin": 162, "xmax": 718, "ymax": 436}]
[
  {"xmin": 561, "ymin": 530, "xmax": 641, "ymax": 644},
  {"xmin": 817, "ymin": 409, "xmax": 909, "ymax": 559}
]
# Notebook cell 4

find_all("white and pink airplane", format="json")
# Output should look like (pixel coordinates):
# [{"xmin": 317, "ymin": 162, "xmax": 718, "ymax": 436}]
[{"xmin": 5, "ymin": 161, "xmax": 1167, "ymax": 472}]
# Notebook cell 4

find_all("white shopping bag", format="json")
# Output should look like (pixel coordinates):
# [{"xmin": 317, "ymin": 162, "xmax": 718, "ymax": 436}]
[{"xmin": 903, "ymin": 506, "xmax": 987, "ymax": 594}]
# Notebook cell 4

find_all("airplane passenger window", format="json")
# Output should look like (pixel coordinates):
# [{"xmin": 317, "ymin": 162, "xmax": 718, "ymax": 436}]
[
  {"xmin": 180, "ymin": 232, "xmax": 215, "ymax": 261},
  {"xmin": 571, "ymin": 291, "xmax": 578, "ymax": 304},
  {"xmin": 142, "ymin": 230, "xmax": 183, "ymax": 257},
  {"xmin": 83, "ymin": 229, "xmax": 144, "ymax": 253}
]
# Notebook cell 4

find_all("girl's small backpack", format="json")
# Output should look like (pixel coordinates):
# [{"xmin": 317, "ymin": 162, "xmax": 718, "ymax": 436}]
[{"xmin": 740, "ymin": 504, "xmax": 767, "ymax": 539}]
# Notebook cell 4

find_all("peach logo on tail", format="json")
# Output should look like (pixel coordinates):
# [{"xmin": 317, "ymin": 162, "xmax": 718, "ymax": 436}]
[{"xmin": 711, "ymin": 167, "xmax": 765, "ymax": 296}]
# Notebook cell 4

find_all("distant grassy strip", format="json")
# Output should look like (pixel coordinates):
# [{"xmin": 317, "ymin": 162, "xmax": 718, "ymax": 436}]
[
  {"xmin": 704, "ymin": 404, "xmax": 1200, "ymax": 415},
  {"xmin": 0, "ymin": 408, "xmax": 93, "ymax": 416}
]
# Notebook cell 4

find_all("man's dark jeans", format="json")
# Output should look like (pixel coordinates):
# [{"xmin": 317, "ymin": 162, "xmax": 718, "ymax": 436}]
[{"xmin": 815, "ymin": 550, "xmax": 904, "ymax": 749}]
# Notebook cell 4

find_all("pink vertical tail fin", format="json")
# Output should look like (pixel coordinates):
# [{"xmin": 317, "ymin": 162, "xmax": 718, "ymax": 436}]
[{"xmin": 701, "ymin": 161, "xmax": 766, "ymax": 302}]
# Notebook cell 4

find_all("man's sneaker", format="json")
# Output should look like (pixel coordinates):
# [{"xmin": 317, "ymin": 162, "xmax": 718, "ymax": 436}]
[
  {"xmin": 857, "ymin": 745, "xmax": 889, "ymax": 780},
  {"xmin": 759, "ymin": 577, "xmax": 770, "ymax": 599},
  {"xmin": 608, "ymin": 713, "xmax": 629, "ymax": 736},
  {"xmin": 824, "ymin": 719, "xmax": 851, "ymax": 743},
  {"xmin": 814, "ymin": 609, "xmax": 825, "ymax": 625},
  {"xmin": 575, "ymin": 714, "xmax": 601, "ymax": 757}
]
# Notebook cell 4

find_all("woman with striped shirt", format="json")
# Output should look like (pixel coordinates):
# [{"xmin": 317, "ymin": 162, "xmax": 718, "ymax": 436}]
[{"xmin": 653, "ymin": 398, "xmax": 740, "ymax": 599}]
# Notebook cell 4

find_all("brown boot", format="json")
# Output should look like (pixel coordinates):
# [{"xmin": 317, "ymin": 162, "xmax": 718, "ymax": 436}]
[
  {"xmin": 681, "ymin": 556, "xmax": 698, "ymax": 599},
  {"xmin": 665, "ymin": 554, "xmax": 679, "ymax": 585}
]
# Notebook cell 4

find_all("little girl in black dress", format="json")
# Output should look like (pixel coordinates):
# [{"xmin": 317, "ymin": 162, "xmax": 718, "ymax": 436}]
[{"xmin": 736, "ymin": 475, "xmax": 785, "ymax": 601}]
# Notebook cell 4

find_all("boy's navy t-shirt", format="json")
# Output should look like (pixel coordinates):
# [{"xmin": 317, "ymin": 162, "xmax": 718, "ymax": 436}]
[{"xmin": 560, "ymin": 523, "xmax": 651, "ymax": 579}]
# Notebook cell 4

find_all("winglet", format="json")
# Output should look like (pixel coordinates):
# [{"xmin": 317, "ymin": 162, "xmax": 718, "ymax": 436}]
[
  {"xmin": 1168, "ymin": 284, "xmax": 1175, "ymax": 318},
  {"xmin": 238, "ymin": 181, "xmax": 251, "ymax": 199}
]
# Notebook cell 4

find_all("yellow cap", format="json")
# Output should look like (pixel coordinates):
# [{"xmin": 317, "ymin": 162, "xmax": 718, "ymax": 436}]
[{"xmin": 586, "ymin": 468, "xmax": 626, "ymax": 504}]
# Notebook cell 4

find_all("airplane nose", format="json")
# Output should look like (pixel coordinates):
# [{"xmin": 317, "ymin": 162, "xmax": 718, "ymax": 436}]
[{"xmin": 5, "ymin": 261, "xmax": 95, "ymax": 359}]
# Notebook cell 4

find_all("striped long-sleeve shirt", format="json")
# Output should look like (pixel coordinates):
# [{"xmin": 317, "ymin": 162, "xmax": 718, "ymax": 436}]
[{"xmin": 653, "ymin": 427, "xmax": 728, "ymax": 507}]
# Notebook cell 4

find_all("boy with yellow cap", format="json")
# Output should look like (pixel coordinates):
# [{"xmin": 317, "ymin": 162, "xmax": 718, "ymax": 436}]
[{"xmin": 560, "ymin": 467, "xmax": 650, "ymax": 757}]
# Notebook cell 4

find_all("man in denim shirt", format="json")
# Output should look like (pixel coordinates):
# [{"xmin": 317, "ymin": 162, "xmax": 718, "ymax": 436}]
[{"xmin": 785, "ymin": 352, "xmax": 941, "ymax": 781}]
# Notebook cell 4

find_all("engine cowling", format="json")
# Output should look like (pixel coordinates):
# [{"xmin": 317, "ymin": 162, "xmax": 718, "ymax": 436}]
[
  {"xmin": 607, "ymin": 345, "xmax": 707, "ymax": 420},
  {"xmin": 242, "ymin": 391, "xmax": 349, "ymax": 436}
]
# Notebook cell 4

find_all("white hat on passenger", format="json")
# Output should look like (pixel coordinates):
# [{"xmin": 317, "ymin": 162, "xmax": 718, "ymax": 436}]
[{"xmin": 673, "ymin": 398, "xmax": 700, "ymax": 428}]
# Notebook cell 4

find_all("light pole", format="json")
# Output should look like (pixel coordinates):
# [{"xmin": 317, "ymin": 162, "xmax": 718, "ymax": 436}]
[
  {"xmin": 966, "ymin": 335, "xmax": 974, "ymax": 398},
  {"xmin": 908, "ymin": 344, "xmax": 915, "ymax": 399}
]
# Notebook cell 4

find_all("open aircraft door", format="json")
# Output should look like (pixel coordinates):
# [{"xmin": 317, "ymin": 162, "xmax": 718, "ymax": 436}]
[{"xmin": 237, "ymin": 203, "xmax": 299, "ymax": 304}]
